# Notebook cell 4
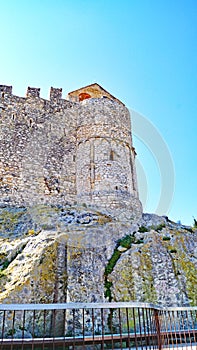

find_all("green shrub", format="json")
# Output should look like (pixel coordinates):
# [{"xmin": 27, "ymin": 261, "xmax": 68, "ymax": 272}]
[
  {"xmin": 2, "ymin": 259, "xmax": 9, "ymax": 269},
  {"xmin": 185, "ymin": 227, "xmax": 193, "ymax": 233},
  {"xmin": 105, "ymin": 250, "xmax": 121, "ymax": 276},
  {"xmin": 118, "ymin": 234, "xmax": 135, "ymax": 249},
  {"xmin": 135, "ymin": 239, "xmax": 144, "ymax": 244},
  {"xmin": 7, "ymin": 329, "xmax": 16, "ymax": 336},
  {"xmin": 162, "ymin": 236, "xmax": 171, "ymax": 241},
  {"xmin": 155, "ymin": 223, "xmax": 166, "ymax": 231},
  {"xmin": 104, "ymin": 280, "xmax": 113, "ymax": 300},
  {"xmin": 170, "ymin": 249, "xmax": 177, "ymax": 253},
  {"xmin": 193, "ymin": 217, "xmax": 197, "ymax": 228},
  {"xmin": 138, "ymin": 226, "xmax": 149, "ymax": 233}
]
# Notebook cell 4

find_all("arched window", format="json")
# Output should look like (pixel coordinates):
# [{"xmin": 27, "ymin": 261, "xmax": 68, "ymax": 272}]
[{"xmin": 79, "ymin": 92, "xmax": 91, "ymax": 102}]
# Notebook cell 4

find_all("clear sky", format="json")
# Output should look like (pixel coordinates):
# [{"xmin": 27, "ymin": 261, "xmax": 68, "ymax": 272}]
[{"xmin": 0, "ymin": 0, "xmax": 196, "ymax": 225}]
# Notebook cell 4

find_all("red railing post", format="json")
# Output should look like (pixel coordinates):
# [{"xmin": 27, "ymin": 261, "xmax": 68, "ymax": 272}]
[{"xmin": 154, "ymin": 308, "xmax": 162, "ymax": 350}]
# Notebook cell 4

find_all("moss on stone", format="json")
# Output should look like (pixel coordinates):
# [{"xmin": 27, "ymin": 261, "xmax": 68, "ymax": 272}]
[
  {"xmin": 0, "ymin": 209, "xmax": 24, "ymax": 234},
  {"xmin": 175, "ymin": 251, "xmax": 197, "ymax": 305},
  {"xmin": 138, "ymin": 245, "xmax": 157, "ymax": 302}
]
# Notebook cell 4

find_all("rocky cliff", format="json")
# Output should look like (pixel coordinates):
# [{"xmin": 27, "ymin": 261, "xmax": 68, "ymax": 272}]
[{"xmin": 0, "ymin": 205, "xmax": 196, "ymax": 307}]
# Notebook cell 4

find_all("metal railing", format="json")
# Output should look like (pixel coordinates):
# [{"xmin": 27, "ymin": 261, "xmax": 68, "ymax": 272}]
[{"xmin": 0, "ymin": 302, "xmax": 196, "ymax": 349}]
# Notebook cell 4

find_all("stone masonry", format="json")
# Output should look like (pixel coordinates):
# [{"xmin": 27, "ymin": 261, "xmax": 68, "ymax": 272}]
[{"xmin": 0, "ymin": 83, "xmax": 142, "ymax": 219}]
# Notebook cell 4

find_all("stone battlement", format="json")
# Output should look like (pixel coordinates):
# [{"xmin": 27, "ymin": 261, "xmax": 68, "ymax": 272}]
[
  {"xmin": 0, "ymin": 83, "xmax": 142, "ymax": 219},
  {"xmin": 0, "ymin": 83, "xmax": 125, "ymax": 104},
  {"xmin": 0, "ymin": 85, "xmax": 12, "ymax": 94},
  {"xmin": 0, "ymin": 84, "xmax": 68, "ymax": 101}
]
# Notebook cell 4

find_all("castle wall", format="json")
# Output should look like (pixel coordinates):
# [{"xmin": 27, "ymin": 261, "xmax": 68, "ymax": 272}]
[
  {"xmin": 0, "ymin": 86, "xmax": 77, "ymax": 206},
  {"xmin": 0, "ymin": 85, "xmax": 142, "ymax": 218}
]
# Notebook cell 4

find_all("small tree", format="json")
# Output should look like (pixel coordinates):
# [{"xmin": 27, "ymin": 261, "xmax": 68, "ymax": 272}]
[{"xmin": 193, "ymin": 217, "xmax": 197, "ymax": 228}]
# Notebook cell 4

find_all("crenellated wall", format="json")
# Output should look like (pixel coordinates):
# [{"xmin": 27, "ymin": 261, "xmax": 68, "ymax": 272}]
[
  {"xmin": 0, "ymin": 84, "xmax": 142, "ymax": 218},
  {"xmin": 0, "ymin": 85, "xmax": 77, "ymax": 207}
]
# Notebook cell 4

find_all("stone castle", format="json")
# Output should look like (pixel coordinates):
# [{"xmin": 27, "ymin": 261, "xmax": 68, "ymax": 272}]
[
  {"xmin": 0, "ymin": 83, "xmax": 197, "ymax": 310},
  {"xmin": 0, "ymin": 83, "xmax": 142, "ymax": 219}
]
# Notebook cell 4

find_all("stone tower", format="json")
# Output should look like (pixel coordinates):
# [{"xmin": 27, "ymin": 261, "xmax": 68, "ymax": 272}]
[
  {"xmin": 0, "ymin": 83, "xmax": 142, "ymax": 219},
  {"xmin": 68, "ymin": 83, "xmax": 142, "ymax": 219}
]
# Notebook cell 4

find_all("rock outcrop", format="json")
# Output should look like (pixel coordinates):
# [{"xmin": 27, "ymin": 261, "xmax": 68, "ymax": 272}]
[{"xmin": 0, "ymin": 206, "xmax": 196, "ymax": 307}]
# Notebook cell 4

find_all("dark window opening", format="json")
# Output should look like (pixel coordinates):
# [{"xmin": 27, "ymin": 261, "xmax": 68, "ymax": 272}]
[{"xmin": 110, "ymin": 150, "xmax": 114, "ymax": 161}]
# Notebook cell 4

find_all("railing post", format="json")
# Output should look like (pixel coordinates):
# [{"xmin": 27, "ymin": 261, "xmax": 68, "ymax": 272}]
[{"xmin": 154, "ymin": 308, "xmax": 162, "ymax": 350}]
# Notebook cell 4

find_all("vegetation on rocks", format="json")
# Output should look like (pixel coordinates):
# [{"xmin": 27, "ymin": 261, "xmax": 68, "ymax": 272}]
[{"xmin": 0, "ymin": 208, "xmax": 197, "ymax": 308}]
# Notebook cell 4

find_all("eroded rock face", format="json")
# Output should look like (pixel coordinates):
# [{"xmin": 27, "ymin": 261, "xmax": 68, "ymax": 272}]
[
  {"xmin": 109, "ymin": 214, "xmax": 197, "ymax": 306},
  {"xmin": 0, "ymin": 208, "xmax": 197, "ymax": 308}
]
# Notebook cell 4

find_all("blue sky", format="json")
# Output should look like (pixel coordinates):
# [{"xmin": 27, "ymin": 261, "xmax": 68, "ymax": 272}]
[{"xmin": 0, "ymin": 0, "xmax": 196, "ymax": 225}]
